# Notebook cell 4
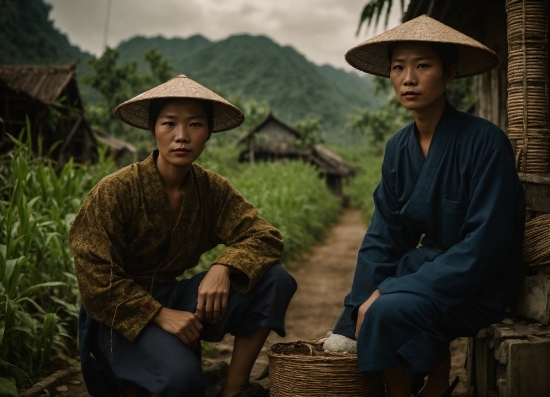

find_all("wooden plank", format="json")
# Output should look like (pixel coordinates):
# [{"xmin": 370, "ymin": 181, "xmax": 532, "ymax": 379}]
[
  {"xmin": 523, "ymin": 182, "xmax": 550, "ymax": 213},
  {"xmin": 519, "ymin": 173, "xmax": 550, "ymax": 185},
  {"xmin": 467, "ymin": 337, "xmax": 476, "ymax": 396},
  {"xmin": 510, "ymin": 274, "xmax": 550, "ymax": 325},
  {"xmin": 475, "ymin": 336, "xmax": 490, "ymax": 397},
  {"xmin": 506, "ymin": 337, "xmax": 550, "ymax": 396}
]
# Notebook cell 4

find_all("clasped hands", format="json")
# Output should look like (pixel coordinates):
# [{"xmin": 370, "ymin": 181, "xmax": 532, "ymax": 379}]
[
  {"xmin": 355, "ymin": 289, "xmax": 381, "ymax": 340},
  {"xmin": 153, "ymin": 263, "xmax": 232, "ymax": 348}
]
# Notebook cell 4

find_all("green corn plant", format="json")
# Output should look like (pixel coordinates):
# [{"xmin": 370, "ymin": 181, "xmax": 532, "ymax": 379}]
[{"xmin": 0, "ymin": 126, "xmax": 115, "ymax": 389}]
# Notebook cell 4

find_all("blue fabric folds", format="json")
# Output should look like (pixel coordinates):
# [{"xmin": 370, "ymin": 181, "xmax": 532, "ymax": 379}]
[
  {"xmin": 333, "ymin": 104, "xmax": 525, "ymax": 373},
  {"xmin": 80, "ymin": 264, "xmax": 296, "ymax": 397}
]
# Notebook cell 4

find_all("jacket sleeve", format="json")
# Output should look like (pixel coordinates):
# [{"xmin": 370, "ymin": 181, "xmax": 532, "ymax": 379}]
[
  {"xmin": 377, "ymin": 145, "xmax": 525, "ymax": 308},
  {"xmin": 70, "ymin": 178, "xmax": 162, "ymax": 342},
  {"xmin": 210, "ymin": 175, "xmax": 284, "ymax": 293},
  {"xmin": 333, "ymin": 149, "xmax": 421, "ymax": 337}
]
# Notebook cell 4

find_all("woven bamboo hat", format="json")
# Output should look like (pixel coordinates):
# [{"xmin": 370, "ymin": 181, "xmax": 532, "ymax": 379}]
[
  {"xmin": 345, "ymin": 15, "xmax": 500, "ymax": 78},
  {"xmin": 115, "ymin": 74, "xmax": 245, "ymax": 133}
]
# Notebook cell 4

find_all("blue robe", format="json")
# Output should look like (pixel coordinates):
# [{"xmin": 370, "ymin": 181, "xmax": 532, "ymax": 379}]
[{"xmin": 334, "ymin": 104, "xmax": 525, "ymax": 373}]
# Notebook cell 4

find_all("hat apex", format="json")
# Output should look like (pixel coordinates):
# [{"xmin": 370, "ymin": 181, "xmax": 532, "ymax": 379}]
[
  {"xmin": 115, "ymin": 74, "xmax": 244, "ymax": 133},
  {"xmin": 345, "ymin": 14, "xmax": 500, "ymax": 78}
]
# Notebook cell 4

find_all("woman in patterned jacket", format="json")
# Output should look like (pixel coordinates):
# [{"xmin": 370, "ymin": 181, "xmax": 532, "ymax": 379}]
[{"xmin": 70, "ymin": 75, "xmax": 297, "ymax": 397}]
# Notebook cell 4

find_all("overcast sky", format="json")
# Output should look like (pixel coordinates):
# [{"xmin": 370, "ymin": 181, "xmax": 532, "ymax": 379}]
[{"xmin": 44, "ymin": 0, "xmax": 402, "ymax": 70}]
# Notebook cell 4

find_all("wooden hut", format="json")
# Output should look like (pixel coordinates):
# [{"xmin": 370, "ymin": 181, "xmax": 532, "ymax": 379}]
[
  {"xmin": 0, "ymin": 62, "xmax": 98, "ymax": 165},
  {"xmin": 309, "ymin": 145, "xmax": 356, "ymax": 195},
  {"xmin": 238, "ymin": 111, "xmax": 307, "ymax": 162},
  {"xmin": 238, "ymin": 111, "xmax": 355, "ymax": 195},
  {"xmin": 92, "ymin": 128, "xmax": 137, "ymax": 163},
  {"xmin": 403, "ymin": 1, "xmax": 550, "ymax": 395}
]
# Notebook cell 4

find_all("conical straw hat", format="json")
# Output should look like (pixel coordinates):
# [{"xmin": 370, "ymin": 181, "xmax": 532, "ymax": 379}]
[
  {"xmin": 115, "ymin": 74, "xmax": 245, "ymax": 133},
  {"xmin": 346, "ymin": 15, "xmax": 500, "ymax": 78}
]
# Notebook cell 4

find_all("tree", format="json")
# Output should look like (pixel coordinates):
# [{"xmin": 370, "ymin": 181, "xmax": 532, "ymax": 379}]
[
  {"xmin": 83, "ymin": 47, "xmax": 173, "ymax": 135},
  {"xmin": 348, "ymin": 95, "xmax": 411, "ymax": 154},
  {"xmin": 294, "ymin": 116, "xmax": 324, "ymax": 149},
  {"xmin": 240, "ymin": 98, "xmax": 271, "ymax": 133},
  {"xmin": 357, "ymin": 0, "xmax": 408, "ymax": 35},
  {"xmin": 144, "ymin": 48, "xmax": 173, "ymax": 86}
]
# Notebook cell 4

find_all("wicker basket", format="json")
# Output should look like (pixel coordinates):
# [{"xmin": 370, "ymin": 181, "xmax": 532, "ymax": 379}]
[
  {"xmin": 523, "ymin": 214, "xmax": 550, "ymax": 268},
  {"xmin": 506, "ymin": 0, "xmax": 550, "ymax": 173},
  {"xmin": 267, "ymin": 339, "xmax": 385, "ymax": 397}
]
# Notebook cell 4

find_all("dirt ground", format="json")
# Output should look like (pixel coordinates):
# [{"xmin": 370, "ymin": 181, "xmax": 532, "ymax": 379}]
[{"xmin": 31, "ymin": 208, "xmax": 468, "ymax": 396}]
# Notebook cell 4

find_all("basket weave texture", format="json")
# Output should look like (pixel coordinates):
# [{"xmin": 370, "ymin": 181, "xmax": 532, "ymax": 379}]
[
  {"xmin": 267, "ymin": 339, "xmax": 384, "ymax": 397},
  {"xmin": 522, "ymin": 214, "xmax": 550, "ymax": 267},
  {"xmin": 506, "ymin": 0, "xmax": 550, "ymax": 173}
]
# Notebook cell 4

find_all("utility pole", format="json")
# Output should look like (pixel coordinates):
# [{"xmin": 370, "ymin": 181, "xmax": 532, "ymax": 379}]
[{"xmin": 102, "ymin": 0, "xmax": 112, "ymax": 51}]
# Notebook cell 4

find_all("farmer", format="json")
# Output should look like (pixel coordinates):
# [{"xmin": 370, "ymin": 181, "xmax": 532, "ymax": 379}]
[
  {"xmin": 70, "ymin": 75, "xmax": 297, "ymax": 397},
  {"xmin": 332, "ymin": 15, "xmax": 525, "ymax": 397}
]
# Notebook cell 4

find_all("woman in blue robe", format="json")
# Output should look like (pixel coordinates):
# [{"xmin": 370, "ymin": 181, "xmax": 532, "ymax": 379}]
[{"xmin": 333, "ymin": 15, "xmax": 525, "ymax": 397}]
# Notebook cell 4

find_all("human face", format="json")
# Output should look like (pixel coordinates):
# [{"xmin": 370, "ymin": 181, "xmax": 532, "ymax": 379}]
[
  {"xmin": 389, "ymin": 42, "xmax": 456, "ymax": 113},
  {"xmin": 153, "ymin": 98, "xmax": 210, "ymax": 172}
]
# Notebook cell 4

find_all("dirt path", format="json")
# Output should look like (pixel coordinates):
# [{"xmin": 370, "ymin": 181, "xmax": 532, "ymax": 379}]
[
  {"xmin": 208, "ymin": 208, "xmax": 468, "ymax": 395},
  {"xmin": 32, "ymin": 208, "xmax": 468, "ymax": 396}
]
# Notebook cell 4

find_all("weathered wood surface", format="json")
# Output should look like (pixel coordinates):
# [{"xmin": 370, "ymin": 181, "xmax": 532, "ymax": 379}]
[
  {"xmin": 511, "ymin": 274, "xmax": 550, "ymax": 325},
  {"xmin": 498, "ymin": 337, "xmax": 550, "ymax": 397},
  {"xmin": 473, "ymin": 319, "xmax": 550, "ymax": 397},
  {"xmin": 519, "ymin": 173, "xmax": 550, "ymax": 185},
  {"xmin": 519, "ymin": 173, "xmax": 550, "ymax": 214}
]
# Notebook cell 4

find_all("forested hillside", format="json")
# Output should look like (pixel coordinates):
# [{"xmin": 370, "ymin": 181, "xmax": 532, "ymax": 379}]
[
  {"xmin": 0, "ymin": 0, "xmax": 90, "ymax": 65},
  {"xmin": 115, "ymin": 34, "xmax": 382, "ymax": 130},
  {"xmin": 0, "ymin": 0, "xmax": 383, "ymax": 134}
]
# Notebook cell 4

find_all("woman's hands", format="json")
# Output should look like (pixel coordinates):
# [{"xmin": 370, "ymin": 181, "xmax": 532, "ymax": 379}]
[
  {"xmin": 153, "ymin": 307, "xmax": 203, "ymax": 348},
  {"xmin": 151, "ymin": 264, "xmax": 233, "ymax": 348},
  {"xmin": 355, "ymin": 289, "xmax": 381, "ymax": 339},
  {"xmin": 196, "ymin": 263, "xmax": 232, "ymax": 324}
]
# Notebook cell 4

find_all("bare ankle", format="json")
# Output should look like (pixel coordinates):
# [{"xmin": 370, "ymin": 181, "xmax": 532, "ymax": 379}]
[{"xmin": 221, "ymin": 380, "xmax": 250, "ymax": 397}]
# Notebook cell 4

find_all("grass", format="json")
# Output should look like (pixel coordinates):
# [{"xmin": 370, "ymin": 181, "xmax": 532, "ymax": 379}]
[
  {"xmin": 327, "ymin": 144, "xmax": 383, "ymax": 225},
  {"xmin": 190, "ymin": 143, "xmax": 342, "ymax": 274},
  {"xmin": 0, "ymin": 129, "xmax": 116, "ymax": 392}
]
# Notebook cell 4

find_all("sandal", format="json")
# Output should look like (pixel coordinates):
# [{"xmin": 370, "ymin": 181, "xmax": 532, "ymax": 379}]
[
  {"xmin": 411, "ymin": 372, "xmax": 428, "ymax": 395},
  {"xmin": 415, "ymin": 376, "xmax": 459, "ymax": 397}
]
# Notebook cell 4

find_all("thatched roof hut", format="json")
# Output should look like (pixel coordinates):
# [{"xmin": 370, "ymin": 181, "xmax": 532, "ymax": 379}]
[
  {"xmin": 0, "ymin": 61, "xmax": 97, "ymax": 165},
  {"xmin": 92, "ymin": 129, "xmax": 137, "ymax": 161},
  {"xmin": 238, "ymin": 111, "xmax": 305, "ymax": 161},
  {"xmin": 238, "ymin": 111, "xmax": 355, "ymax": 194}
]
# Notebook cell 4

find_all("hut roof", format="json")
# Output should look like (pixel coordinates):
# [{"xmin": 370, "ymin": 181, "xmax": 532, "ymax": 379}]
[
  {"xmin": 92, "ymin": 129, "xmax": 137, "ymax": 154},
  {"xmin": 238, "ymin": 111, "xmax": 302, "ymax": 144},
  {"xmin": 311, "ymin": 145, "xmax": 356, "ymax": 177},
  {"xmin": 0, "ymin": 61, "xmax": 80, "ymax": 106}
]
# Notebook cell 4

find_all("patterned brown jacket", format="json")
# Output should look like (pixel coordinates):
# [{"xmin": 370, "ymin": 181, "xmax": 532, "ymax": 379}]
[{"xmin": 69, "ymin": 151, "xmax": 284, "ymax": 342}]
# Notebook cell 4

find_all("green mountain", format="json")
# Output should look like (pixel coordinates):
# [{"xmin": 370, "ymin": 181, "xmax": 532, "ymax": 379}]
[
  {"xmin": 0, "ymin": 0, "xmax": 90, "ymax": 66},
  {"xmin": 0, "ymin": 0, "xmax": 383, "ymax": 135},
  {"xmin": 115, "ymin": 34, "xmax": 382, "ymax": 131},
  {"xmin": 117, "ymin": 35, "xmax": 212, "ymax": 69}
]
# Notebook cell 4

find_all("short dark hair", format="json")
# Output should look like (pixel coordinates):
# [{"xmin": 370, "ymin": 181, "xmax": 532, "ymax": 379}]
[
  {"xmin": 387, "ymin": 41, "xmax": 458, "ymax": 73},
  {"xmin": 147, "ymin": 98, "xmax": 215, "ymax": 137}
]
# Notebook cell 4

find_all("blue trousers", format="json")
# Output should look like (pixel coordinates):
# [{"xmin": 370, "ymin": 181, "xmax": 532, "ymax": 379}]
[
  {"xmin": 356, "ymin": 292, "xmax": 504, "ymax": 373},
  {"xmin": 80, "ymin": 264, "xmax": 296, "ymax": 397}
]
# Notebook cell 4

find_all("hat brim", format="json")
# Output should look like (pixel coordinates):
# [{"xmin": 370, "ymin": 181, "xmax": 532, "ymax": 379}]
[
  {"xmin": 345, "ymin": 15, "xmax": 500, "ymax": 78},
  {"xmin": 115, "ymin": 75, "xmax": 245, "ymax": 133}
]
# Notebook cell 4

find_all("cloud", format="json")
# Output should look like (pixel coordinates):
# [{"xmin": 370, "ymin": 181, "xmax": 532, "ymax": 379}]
[{"xmin": 44, "ymin": 0, "xmax": 402, "ymax": 69}]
